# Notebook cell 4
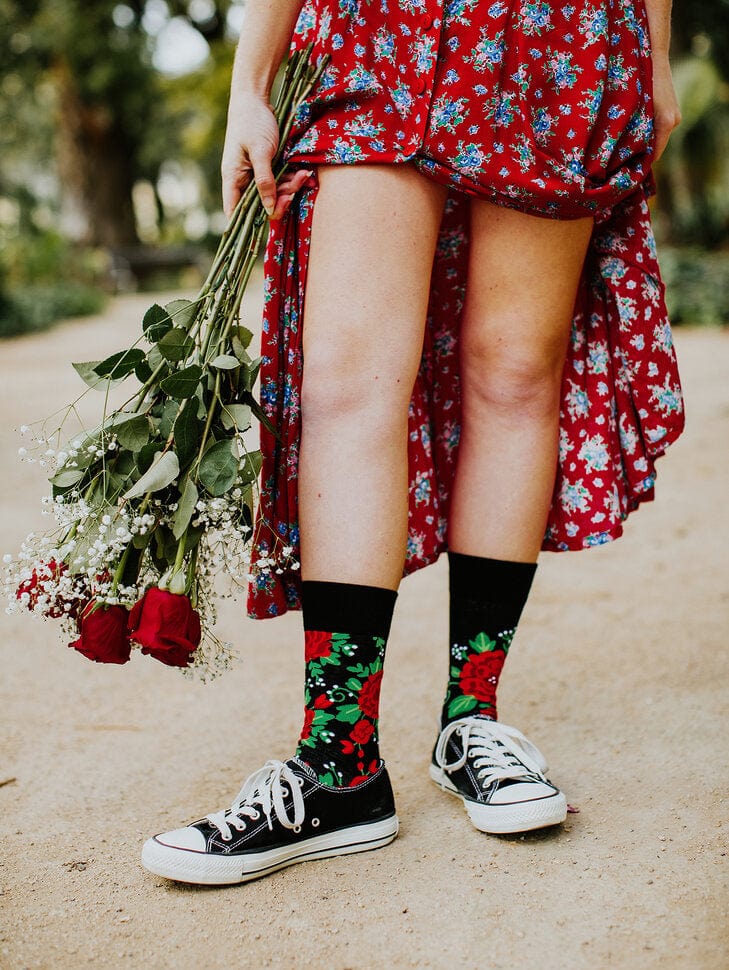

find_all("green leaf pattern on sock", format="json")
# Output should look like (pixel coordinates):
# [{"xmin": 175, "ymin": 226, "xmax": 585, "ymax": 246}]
[{"xmin": 297, "ymin": 631, "xmax": 386, "ymax": 787}]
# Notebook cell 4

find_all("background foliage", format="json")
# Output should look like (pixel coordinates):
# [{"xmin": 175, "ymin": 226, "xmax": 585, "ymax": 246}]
[{"xmin": 1, "ymin": 0, "xmax": 728, "ymax": 334}]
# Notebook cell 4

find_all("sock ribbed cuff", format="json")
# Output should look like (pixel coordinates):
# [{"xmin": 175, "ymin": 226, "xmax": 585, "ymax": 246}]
[
  {"xmin": 301, "ymin": 580, "xmax": 398, "ymax": 639},
  {"xmin": 447, "ymin": 551, "xmax": 537, "ymax": 603}
]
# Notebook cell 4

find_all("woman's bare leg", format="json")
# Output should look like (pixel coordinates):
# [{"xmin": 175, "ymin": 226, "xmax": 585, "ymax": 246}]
[
  {"xmin": 448, "ymin": 202, "xmax": 594, "ymax": 561},
  {"xmin": 299, "ymin": 165, "xmax": 448, "ymax": 587}
]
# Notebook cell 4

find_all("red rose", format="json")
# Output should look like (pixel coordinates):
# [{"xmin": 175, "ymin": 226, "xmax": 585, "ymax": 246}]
[
  {"xmin": 17, "ymin": 559, "xmax": 68, "ymax": 618},
  {"xmin": 68, "ymin": 601, "xmax": 131, "ymax": 665},
  {"xmin": 459, "ymin": 650, "xmax": 506, "ymax": 704},
  {"xmin": 313, "ymin": 693, "xmax": 333, "ymax": 709},
  {"xmin": 349, "ymin": 719, "xmax": 375, "ymax": 747},
  {"xmin": 128, "ymin": 587, "xmax": 201, "ymax": 668},
  {"xmin": 301, "ymin": 708, "xmax": 315, "ymax": 741},
  {"xmin": 358, "ymin": 670, "xmax": 383, "ymax": 718},
  {"xmin": 305, "ymin": 630, "xmax": 333, "ymax": 662}
]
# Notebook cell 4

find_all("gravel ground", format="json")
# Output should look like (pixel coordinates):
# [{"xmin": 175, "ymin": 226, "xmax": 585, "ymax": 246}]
[{"xmin": 0, "ymin": 287, "xmax": 727, "ymax": 970}]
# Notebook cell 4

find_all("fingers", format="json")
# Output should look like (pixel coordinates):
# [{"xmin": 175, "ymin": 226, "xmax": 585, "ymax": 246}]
[
  {"xmin": 653, "ymin": 110, "xmax": 681, "ymax": 163},
  {"xmin": 269, "ymin": 169, "xmax": 317, "ymax": 222},
  {"xmin": 222, "ymin": 176, "xmax": 244, "ymax": 221},
  {"xmin": 249, "ymin": 150, "xmax": 277, "ymax": 217}
]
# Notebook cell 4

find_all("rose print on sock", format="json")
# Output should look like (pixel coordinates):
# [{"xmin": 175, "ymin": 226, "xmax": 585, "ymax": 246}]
[{"xmin": 444, "ymin": 629, "xmax": 514, "ymax": 720}]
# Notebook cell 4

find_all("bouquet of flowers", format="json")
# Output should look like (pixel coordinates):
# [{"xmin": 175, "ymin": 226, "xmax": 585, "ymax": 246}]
[{"xmin": 2, "ymin": 46, "xmax": 325, "ymax": 680}]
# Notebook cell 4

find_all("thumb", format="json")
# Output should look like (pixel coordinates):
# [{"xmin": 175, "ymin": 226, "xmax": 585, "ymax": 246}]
[{"xmin": 249, "ymin": 150, "xmax": 277, "ymax": 217}]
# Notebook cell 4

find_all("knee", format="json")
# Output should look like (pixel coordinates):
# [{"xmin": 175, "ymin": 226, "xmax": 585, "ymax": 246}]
[
  {"xmin": 301, "ymin": 347, "xmax": 411, "ymax": 430},
  {"xmin": 461, "ymin": 331, "xmax": 566, "ymax": 418}
]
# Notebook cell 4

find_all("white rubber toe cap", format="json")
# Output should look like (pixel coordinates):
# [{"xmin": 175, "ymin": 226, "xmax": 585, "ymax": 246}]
[
  {"xmin": 154, "ymin": 826, "xmax": 207, "ymax": 851},
  {"xmin": 489, "ymin": 781, "xmax": 557, "ymax": 805}
]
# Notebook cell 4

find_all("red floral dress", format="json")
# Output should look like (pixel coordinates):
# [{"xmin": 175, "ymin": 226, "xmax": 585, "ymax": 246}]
[{"xmin": 246, "ymin": 0, "xmax": 685, "ymax": 619}]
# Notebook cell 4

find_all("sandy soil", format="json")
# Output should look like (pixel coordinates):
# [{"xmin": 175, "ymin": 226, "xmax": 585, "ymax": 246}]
[{"xmin": 0, "ymin": 285, "xmax": 727, "ymax": 970}]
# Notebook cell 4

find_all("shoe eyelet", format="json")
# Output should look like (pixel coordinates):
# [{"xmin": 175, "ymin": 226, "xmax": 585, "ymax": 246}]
[
  {"xmin": 250, "ymin": 809, "xmax": 260, "ymax": 820},
  {"xmin": 281, "ymin": 787, "xmax": 289, "ymax": 797},
  {"xmin": 221, "ymin": 833, "xmax": 232, "ymax": 842},
  {"xmin": 292, "ymin": 824, "xmax": 302, "ymax": 834},
  {"xmin": 311, "ymin": 817, "xmax": 320, "ymax": 828},
  {"xmin": 297, "ymin": 777, "xmax": 305, "ymax": 787}
]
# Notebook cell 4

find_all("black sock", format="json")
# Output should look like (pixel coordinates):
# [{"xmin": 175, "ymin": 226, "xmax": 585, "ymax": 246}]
[
  {"xmin": 296, "ymin": 580, "xmax": 397, "ymax": 787},
  {"xmin": 441, "ymin": 552, "xmax": 537, "ymax": 726}
]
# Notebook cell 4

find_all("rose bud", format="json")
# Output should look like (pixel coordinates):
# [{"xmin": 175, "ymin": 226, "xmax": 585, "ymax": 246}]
[
  {"xmin": 68, "ymin": 600, "xmax": 132, "ymax": 665},
  {"xmin": 128, "ymin": 587, "xmax": 201, "ymax": 668}
]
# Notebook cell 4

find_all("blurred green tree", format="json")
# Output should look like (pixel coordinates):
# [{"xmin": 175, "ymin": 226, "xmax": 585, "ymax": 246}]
[
  {"xmin": 0, "ymin": 0, "xmax": 238, "ymax": 249},
  {"xmin": 657, "ymin": 0, "xmax": 729, "ymax": 247}
]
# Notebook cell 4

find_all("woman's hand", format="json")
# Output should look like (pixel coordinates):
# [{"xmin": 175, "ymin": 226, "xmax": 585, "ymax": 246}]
[
  {"xmin": 221, "ymin": 91, "xmax": 314, "ymax": 221},
  {"xmin": 651, "ymin": 55, "xmax": 682, "ymax": 162}
]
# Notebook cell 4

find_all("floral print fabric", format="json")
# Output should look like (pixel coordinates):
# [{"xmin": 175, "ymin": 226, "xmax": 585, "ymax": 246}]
[
  {"xmin": 296, "ymin": 630, "xmax": 386, "ymax": 786},
  {"xmin": 443, "ymin": 628, "xmax": 514, "ymax": 722},
  {"xmin": 246, "ymin": 0, "xmax": 685, "ymax": 619}
]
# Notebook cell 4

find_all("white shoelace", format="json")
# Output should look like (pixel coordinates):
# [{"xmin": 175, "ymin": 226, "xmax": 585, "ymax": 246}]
[
  {"xmin": 434, "ymin": 718, "xmax": 549, "ymax": 791},
  {"xmin": 205, "ymin": 760, "xmax": 306, "ymax": 841}
]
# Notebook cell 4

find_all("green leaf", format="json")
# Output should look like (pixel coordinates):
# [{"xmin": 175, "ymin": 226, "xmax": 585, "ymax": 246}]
[
  {"xmin": 158, "ymin": 399, "xmax": 180, "ymax": 440},
  {"xmin": 173, "ymin": 399, "xmax": 201, "ymax": 469},
  {"xmin": 469, "ymin": 632, "xmax": 497, "ymax": 654},
  {"xmin": 160, "ymin": 365, "xmax": 203, "ymax": 400},
  {"xmin": 136, "ymin": 441, "xmax": 159, "ymax": 474},
  {"xmin": 143, "ymin": 303, "xmax": 172, "ymax": 342},
  {"xmin": 231, "ymin": 335, "xmax": 250, "ymax": 364},
  {"xmin": 123, "ymin": 450, "xmax": 180, "ymax": 500},
  {"xmin": 447, "ymin": 695, "xmax": 478, "ymax": 718},
  {"xmin": 158, "ymin": 327, "xmax": 194, "ymax": 362},
  {"xmin": 220, "ymin": 403, "xmax": 252, "ymax": 432},
  {"xmin": 198, "ymin": 439, "xmax": 237, "ymax": 496},
  {"xmin": 50, "ymin": 468, "xmax": 85, "ymax": 488},
  {"xmin": 94, "ymin": 349, "xmax": 145, "ymax": 379},
  {"xmin": 334, "ymin": 704, "xmax": 362, "ymax": 725},
  {"xmin": 173, "ymin": 478, "xmax": 199, "ymax": 540},
  {"xmin": 164, "ymin": 298, "xmax": 197, "ymax": 330},
  {"xmin": 135, "ymin": 358, "xmax": 153, "ymax": 384},
  {"xmin": 72, "ymin": 360, "xmax": 123, "ymax": 391},
  {"xmin": 239, "ymin": 449, "xmax": 262, "ymax": 485},
  {"xmin": 242, "ymin": 391, "xmax": 280, "ymax": 441},
  {"xmin": 233, "ymin": 325, "xmax": 254, "ymax": 349},
  {"xmin": 345, "ymin": 677, "xmax": 363, "ymax": 692},
  {"xmin": 210, "ymin": 354, "xmax": 240, "ymax": 370},
  {"xmin": 115, "ymin": 415, "xmax": 151, "ymax": 451}
]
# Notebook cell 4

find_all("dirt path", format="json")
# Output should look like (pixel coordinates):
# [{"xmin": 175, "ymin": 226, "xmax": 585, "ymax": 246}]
[{"xmin": 0, "ymin": 290, "xmax": 727, "ymax": 970}]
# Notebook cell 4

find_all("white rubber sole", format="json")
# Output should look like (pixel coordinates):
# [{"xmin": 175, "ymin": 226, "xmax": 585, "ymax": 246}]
[
  {"xmin": 141, "ymin": 814, "xmax": 399, "ymax": 886},
  {"xmin": 430, "ymin": 765, "xmax": 567, "ymax": 834}
]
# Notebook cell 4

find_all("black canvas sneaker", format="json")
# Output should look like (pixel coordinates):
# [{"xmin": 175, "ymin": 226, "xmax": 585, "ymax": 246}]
[
  {"xmin": 141, "ymin": 757, "xmax": 398, "ymax": 885},
  {"xmin": 430, "ymin": 717, "xmax": 567, "ymax": 834}
]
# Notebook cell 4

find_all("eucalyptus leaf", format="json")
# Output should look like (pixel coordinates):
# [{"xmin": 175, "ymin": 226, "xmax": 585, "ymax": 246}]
[
  {"xmin": 158, "ymin": 399, "xmax": 180, "ymax": 439},
  {"xmin": 94, "ymin": 349, "xmax": 145, "ymax": 379},
  {"xmin": 160, "ymin": 365, "xmax": 203, "ymax": 400},
  {"xmin": 173, "ymin": 399, "xmax": 201, "ymax": 469},
  {"xmin": 210, "ymin": 354, "xmax": 240, "ymax": 371},
  {"xmin": 198, "ymin": 439, "xmax": 238, "ymax": 496},
  {"xmin": 115, "ymin": 415, "xmax": 152, "ymax": 451},
  {"xmin": 135, "ymin": 358, "xmax": 153, "ymax": 383},
  {"xmin": 72, "ymin": 360, "xmax": 123, "ymax": 391},
  {"xmin": 143, "ymin": 303, "xmax": 172, "ymax": 342},
  {"xmin": 123, "ymin": 450, "xmax": 180, "ymax": 500},
  {"xmin": 173, "ymin": 478, "xmax": 199, "ymax": 540},
  {"xmin": 231, "ymin": 336, "xmax": 250, "ymax": 364},
  {"xmin": 136, "ymin": 442, "xmax": 159, "ymax": 474},
  {"xmin": 158, "ymin": 327, "xmax": 195, "ymax": 362},
  {"xmin": 50, "ymin": 468, "xmax": 85, "ymax": 488},
  {"xmin": 221, "ymin": 403, "xmax": 252, "ymax": 432},
  {"xmin": 147, "ymin": 345, "xmax": 164, "ymax": 371},
  {"xmin": 233, "ymin": 325, "xmax": 254, "ymax": 349},
  {"xmin": 165, "ymin": 298, "xmax": 198, "ymax": 330},
  {"xmin": 239, "ymin": 449, "xmax": 263, "ymax": 485}
]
